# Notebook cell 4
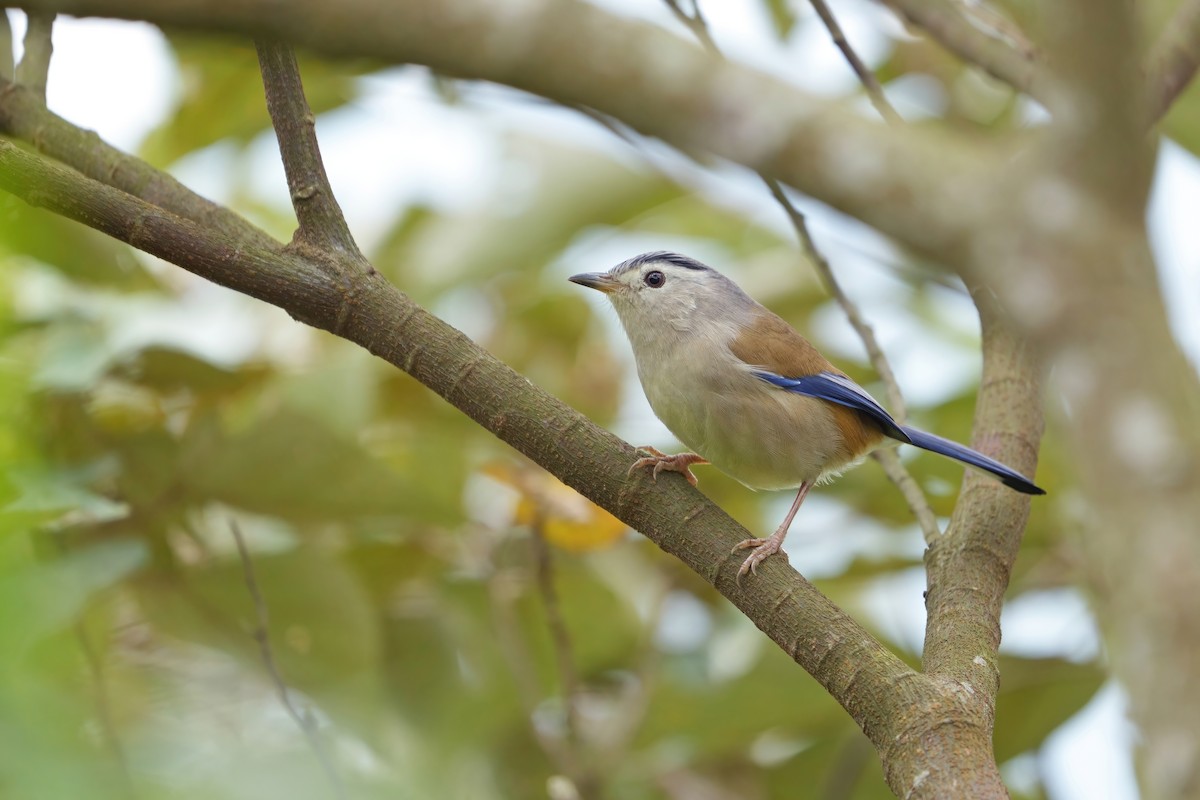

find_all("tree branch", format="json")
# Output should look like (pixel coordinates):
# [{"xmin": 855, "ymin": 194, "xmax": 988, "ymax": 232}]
[
  {"xmin": 0, "ymin": 75, "xmax": 279, "ymax": 249},
  {"xmin": 765, "ymin": 178, "xmax": 939, "ymax": 542},
  {"xmin": 922, "ymin": 288, "xmax": 1041, "ymax": 707},
  {"xmin": 230, "ymin": 523, "xmax": 347, "ymax": 800},
  {"xmin": 761, "ymin": 177, "xmax": 908, "ymax": 423},
  {"xmin": 529, "ymin": 520, "xmax": 596, "ymax": 797},
  {"xmin": 0, "ymin": 12, "xmax": 14, "ymax": 81},
  {"xmin": 255, "ymin": 40, "xmax": 361, "ymax": 256},
  {"xmin": 1146, "ymin": 0, "xmax": 1200, "ymax": 124},
  {"xmin": 15, "ymin": 11, "xmax": 53, "ymax": 101},
  {"xmin": 530, "ymin": 521, "xmax": 583, "ymax": 751},
  {"xmin": 876, "ymin": 0, "xmax": 1041, "ymax": 101},
  {"xmin": 1012, "ymin": 1, "xmax": 1200, "ymax": 794},
  {"xmin": 662, "ymin": 0, "xmax": 718, "ymax": 55},
  {"xmin": 0, "ymin": 131, "xmax": 1002, "ymax": 799},
  {"xmin": 75, "ymin": 619, "xmax": 139, "ymax": 799},
  {"xmin": 10, "ymin": 0, "xmax": 1005, "ymax": 270},
  {"xmin": 807, "ymin": 0, "xmax": 902, "ymax": 125},
  {"xmin": 659, "ymin": 0, "xmax": 937, "ymax": 539}
]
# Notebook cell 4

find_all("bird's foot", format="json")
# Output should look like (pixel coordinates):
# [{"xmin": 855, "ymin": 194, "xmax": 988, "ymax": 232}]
[
  {"xmin": 629, "ymin": 447, "xmax": 708, "ymax": 487},
  {"xmin": 732, "ymin": 531, "xmax": 789, "ymax": 584}
]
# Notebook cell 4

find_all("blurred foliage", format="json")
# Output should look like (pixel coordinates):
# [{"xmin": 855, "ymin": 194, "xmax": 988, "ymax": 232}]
[
  {"xmin": 141, "ymin": 35, "xmax": 372, "ymax": 168},
  {"xmin": 0, "ymin": 4, "xmax": 1118, "ymax": 799}
]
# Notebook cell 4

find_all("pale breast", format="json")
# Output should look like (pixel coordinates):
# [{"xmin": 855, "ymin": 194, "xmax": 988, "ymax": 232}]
[{"xmin": 636, "ymin": 348, "xmax": 864, "ymax": 490}]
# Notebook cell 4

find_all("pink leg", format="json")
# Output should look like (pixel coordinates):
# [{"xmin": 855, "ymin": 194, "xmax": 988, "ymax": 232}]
[
  {"xmin": 732, "ymin": 482, "xmax": 812, "ymax": 582},
  {"xmin": 629, "ymin": 446, "xmax": 709, "ymax": 487}
]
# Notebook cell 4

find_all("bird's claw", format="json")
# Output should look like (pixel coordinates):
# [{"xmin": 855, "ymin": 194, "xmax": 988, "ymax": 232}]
[
  {"xmin": 628, "ymin": 447, "xmax": 708, "ymax": 487},
  {"xmin": 732, "ymin": 536, "xmax": 788, "ymax": 585}
]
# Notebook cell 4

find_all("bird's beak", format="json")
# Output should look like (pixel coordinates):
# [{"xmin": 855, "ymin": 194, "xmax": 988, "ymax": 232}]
[{"xmin": 568, "ymin": 272, "xmax": 619, "ymax": 294}]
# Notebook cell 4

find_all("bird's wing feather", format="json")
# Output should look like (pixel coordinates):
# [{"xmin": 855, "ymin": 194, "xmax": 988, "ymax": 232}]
[
  {"xmin": 726, "ymin": 309, "xmax": 1044, "ymax": 494},
  {"xmin": 727, "ymin": 310, "xmax": 834, "ymax": 376},
  {"xmin": 751, "ymin": 371, "xmax": 909, "ymax": 443},
  {"xmin": 729, "ymin": 311, "xmax": 909, "ymax": 443}
]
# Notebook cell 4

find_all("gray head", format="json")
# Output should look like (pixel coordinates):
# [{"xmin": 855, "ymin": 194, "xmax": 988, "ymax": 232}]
[{"xmin": 569, "ymin": 251, "xmax": 756, "ymax": 334}]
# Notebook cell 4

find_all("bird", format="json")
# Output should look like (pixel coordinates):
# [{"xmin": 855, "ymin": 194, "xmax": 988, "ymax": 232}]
[{"xmin": 569, "ymin": 251, "xmax": 1044, "ymax": 580}]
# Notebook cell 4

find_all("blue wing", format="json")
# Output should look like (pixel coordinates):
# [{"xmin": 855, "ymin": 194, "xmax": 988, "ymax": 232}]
[
  {"xmin": 753, "ymin": 370, "xmax": 1045, "ymax": 494},
  {"xmin": 751, "ymin": 370, "xmax": 909, "ymax": 442}
]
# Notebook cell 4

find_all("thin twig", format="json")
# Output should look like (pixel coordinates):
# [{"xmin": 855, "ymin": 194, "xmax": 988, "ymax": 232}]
[
  {"xmin": 529, "ymin": 519, "xmax": 584, "ymax": 750},
  {"xmin": 671, "ymin": 0, "xmax": 903, "ymax": 124},
  {"xmin": 0, "ymin": 74, "xmax": 280, "ymax": 249},
  {"xmin": 75, "ymin": 619, "xmax": 140, "ymax": 799},
  {"xmin": 1145, "ymin": 0, "xmax": 1200, "ymax": 124},
  {"xmin": 569, "ymin": 102, "xmax": 644, "ymax": 148},
  {"xmin": 663, "ymin": 0, "xmax": 718, "ymax": 54},
  {"xmin": 589, "ymin": 581, "xmax": 667, "ymax": 775},
  {"xmin": 255, "ymin": 39, "xmax": 361, "ymax": 256},
  {"xmin": 763, "ymin": 177, "xmax": 908, "ymax": 422},
  {"xmin": 877, "ymin": 0, "xmax": 1041, "ymax": 102},
  {"xmin": 488, "ymin": 566, "xmax": 595, "ymax": 798},
  {"xmin": 872, "ymin": 449, "xmax": 941, "ymax": 543},
  {"xmin": 230, "ymin": 522, "xmax": 348, "ymax": 800},
  {"xmin": 807, "ymin": 0, "xmax": 902, "ymax": 125},
  {"xmin": 660, "ymin": 0, "xmax": 938, "ymax": 536},
  {"xmin": 0, "ymin": 12, "xmax": 14, "ymax": 81},
  {"xmin": 55, "ymin": 524, "xmax": 139, "ymax": 800},
  {"xmin": 15, "ymin": 11, "xmax": 54, "ymax": 101}
]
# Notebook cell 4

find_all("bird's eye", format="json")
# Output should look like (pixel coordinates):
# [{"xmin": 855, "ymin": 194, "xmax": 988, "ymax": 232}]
[{"xmin": 644, "ymin": 270, "xmax": 666, "ymax": 288}]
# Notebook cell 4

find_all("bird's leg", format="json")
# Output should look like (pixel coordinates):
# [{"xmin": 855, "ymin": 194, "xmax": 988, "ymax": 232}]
[
  {"xmin": 732, "ymin": 481, "xmax": 812, "ymax": 582},
  {"xmin": 629, "ymin": 446, "xmax": 709, "ymax": 487}
]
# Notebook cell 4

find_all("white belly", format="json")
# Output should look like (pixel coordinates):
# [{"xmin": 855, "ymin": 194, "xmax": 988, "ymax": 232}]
[{"xmin": 636, "ymin": 353, "xmax": 851, "ymax": 490}]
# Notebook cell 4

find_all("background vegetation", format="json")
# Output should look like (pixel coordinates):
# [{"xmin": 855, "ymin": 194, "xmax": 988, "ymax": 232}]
[{"xmin": 2, "ymin": 1, "xmax": 1198, "ymax": 797}]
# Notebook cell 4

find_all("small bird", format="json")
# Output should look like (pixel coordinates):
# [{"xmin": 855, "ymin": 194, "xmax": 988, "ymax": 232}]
[{"xmin": 570, "ymin": 251, "xmax": 1044, "ymax": 580}]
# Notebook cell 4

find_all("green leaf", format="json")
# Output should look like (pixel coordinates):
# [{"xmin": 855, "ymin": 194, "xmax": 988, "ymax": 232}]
[
  {"xmin": 134, "ymin": 544, "xmax": 386, "ymax": 733},
  {"xmin": 0, "ymin": 196, "xmax": 153, "ymax": 289},
  {"xmin": 370, "ymin": 136, "xmax": 687, "ymax": 297},
  {"xmin": 762, "ymin": 0, "xmax": 798, "ymax": 39},
  {"xmin": 764, "ymin": 732, "xmax": 894, "ymax": 800},
  {"xmin": 3, "ymin": 464, "xmax": 129, "ymax": 528},
  {"xmin": 0, "ymin": 541, "xmax": 146, "ymax": 655},
  {"xmin": 141, "ymin": 37, "xmax": 365, "ymax": 166},
  {"xmin": 635, "ymin": 618, "xmax": 844, "ymax": 758},
  {"xmin": 119, "ymin": 345, "xmax": 272, "ymax": 396},
  {"xmin": 180, "ymin": 407, "xmax": 462, "ymax": 522},
  {"xmin": 993, "ymin": 655, "xmax": 1105, "ymax": 762}
]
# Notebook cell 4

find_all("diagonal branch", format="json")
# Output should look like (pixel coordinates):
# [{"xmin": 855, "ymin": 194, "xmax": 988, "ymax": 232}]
[
  {"xmin": 663, "ymin": 0, "xmax": 718, "ymax": 54},
  {"xmin": 230, "ymin": 522, "xmax": 347, "ymax": 800},
  {"xmin": 0, "ymin": 12, "xmax": 14, "ymax": 80},
  {"xmin": 528, "ymin": 519, "xmax": 596, "ymax": 797},
  {"xmin": 74, "ymin": 620, "xmax": 139, "ymax": 798},
  {"xmin": 876, "ymin": 0, "xmax": 1041, "ymax": 101},
  {"xmin": 662, "ymin": 0, "xmax": 938, "ymax": 540},
  {"xmin": 9, "ymin": 0, "xmax": 1005, "ymax": 271},
  {"xmin": 1146, "ymin": 0, "xmax": 1200, "ymax": 124},
  {"xmin": 807, "ymin": 0, "xmax": 902, "ymax": 125},
  {"xmin": 530, "ymin": 521, "xmax": 583, "ymax": 751},
  {"xmin": 15, "ymin": 11, "xmax": 53, "ymax": 101},
  {"xmin": 0, "ymin": 134, "xmax": 1005, "ymax": 797},
  {"xmin": 0, "ymin": 75, "xmax": 279, "ymax": 249},
  {"xmin": 667, "ymin": 0, "xmax": 903, "ymax": 124},
  {"xmin": 921, "ymin": 288, "xmax": 1041, "ymax": 700},
  {"xmin": 256, "ymin": 40, "xmax": 361, "ymax": 256},
  {"xmin": 761, "ymin": 178, "xmax": 908, "ymax": 422}
]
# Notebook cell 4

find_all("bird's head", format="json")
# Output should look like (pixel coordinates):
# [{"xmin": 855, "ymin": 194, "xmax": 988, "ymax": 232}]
[{"xmin": 569, "ymin": 251, "xmax": 753, "ymax": 337}]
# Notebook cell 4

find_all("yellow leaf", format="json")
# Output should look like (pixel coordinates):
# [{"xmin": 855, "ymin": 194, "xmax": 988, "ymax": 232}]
[{"xmin": 482, "ymin": 462, "xmax": 626, "ymax": 552}]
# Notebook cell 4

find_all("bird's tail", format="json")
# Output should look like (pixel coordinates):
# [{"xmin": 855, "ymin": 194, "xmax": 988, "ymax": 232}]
[{"xmin": 899, "ymin": 426, "xmax": 1045, "ymax": 495}]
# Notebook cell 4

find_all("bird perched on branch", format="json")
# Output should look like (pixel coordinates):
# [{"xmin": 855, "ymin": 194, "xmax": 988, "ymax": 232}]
[{"xmin": 570, "ymin": 251, "xmax": 1044, "ymax": 580}]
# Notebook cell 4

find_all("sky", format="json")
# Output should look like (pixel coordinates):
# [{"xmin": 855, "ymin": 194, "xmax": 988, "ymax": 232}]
[{"xmin": 10, "ymin": 3, "xmax": 1197, "ymax": 797}]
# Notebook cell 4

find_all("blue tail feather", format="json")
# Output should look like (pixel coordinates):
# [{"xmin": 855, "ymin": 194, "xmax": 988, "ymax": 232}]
[{"xmin": 899, "ymin": 426, "xmax": 1044, "ymax": 495}]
